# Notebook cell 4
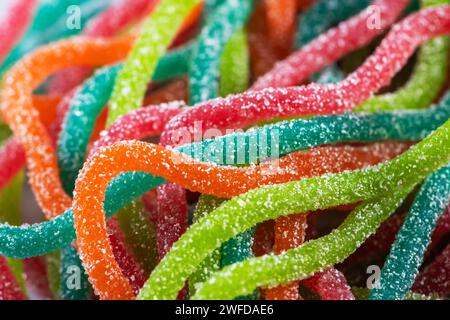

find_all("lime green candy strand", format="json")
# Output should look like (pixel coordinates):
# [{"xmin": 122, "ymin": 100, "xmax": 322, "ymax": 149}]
[
  {"xmin": 188, "ymin": 196, "xmax": 222, "ymax": 296},
  {"xmin": 192, "ymin": 190, "xmax": 414, "ymax": 299},
  {"xmin": 219, "ymin": 29, "xmax": 249, "ymax": 96},
  {"xmin": 107, "ymin": 0, "xmax": 200, "ymax": 125},
  {"xmin": 138, "ymin": 119, "xmax": 450, "ymax": 300},
  {"xmin": 357, "ymin": 0, "xmax": 449, "ymax": 112},
  {"xmin": 116, "ymin": 200, "xmax": 158, "ymax": 274}
]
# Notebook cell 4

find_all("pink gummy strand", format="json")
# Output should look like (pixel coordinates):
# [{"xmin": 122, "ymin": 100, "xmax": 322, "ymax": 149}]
[
  {"xmin": 0, "ymin": 0, "xmax": 37, "ymax": 64},
  {"xmin": 302, "ymin": 268, "xmax": 355, "ymax": 300},
  {"xmin": 154, "ymin": 1, "xmax": 425, "ymax": 265},
  {"xmin": 89, "ymin": 102, "xmax": 184, "ymax": 156},
  {"xmin": 252, "ymin": 0, "xmax": 409, "ymax": 90},
  {"xmin": 161, "ymin": 5, "xmax": 450, "ymax": 146},
  {"xmin": 106, "ymin": 218, "xmax": 147, "ymax": 294},
  {"xmin": 0, "ymin": 257, "xmax": 25, "ymax": 300},
  {"xmin": 48, "ymin": 0, "xmax": 158, "ymax": 94}
]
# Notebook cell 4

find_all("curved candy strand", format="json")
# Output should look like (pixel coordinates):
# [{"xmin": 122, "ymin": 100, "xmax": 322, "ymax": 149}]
[
  {"xmin": 251, "ymin": 0, "xmax": 409, "ymax": 90},
  {"xmin": 369, "ymin": 163, "xmax": 450, "ymax": 300},
  {"xmin": 107, "ymin": 0, "xmax": 202, "ymax": 125},
  {"xmin": 188, "ymin": 0, "xmax": 254, "ymax": 104},
  {"xmin": 157, "ymin": 0, "xmax": 254, "ymax": 261},
  {"xmin": 357, "ymin": 0, "xmax": 449, "ymax": 112},
  {"xmin": 1, "ymin": 36, "xmax": 134, "ymax": 218},
  {"xmin": 0, "ymin": 0, "xmax": 111, "ymax": 75},
  {"xmin": 161, "ymin": 5, "xmax": 450, "ymax": 146},
  {"xmin": 137, "ymin": 118, "xmax": 450, "ymax": 299},
  {"xmin": 72, "ymin": 140, "xmax": 411, "ymax": 299},
  {"xmin": 58, "ymin": 45, "xmax": 191, "ymax": 194},
  {"xmin": 49, "ymin": 0, "xmax": 159, "ymax": 95},
  {"xmin": 2, "ymin": 100, "xmax": 449, "ymax": 259}
]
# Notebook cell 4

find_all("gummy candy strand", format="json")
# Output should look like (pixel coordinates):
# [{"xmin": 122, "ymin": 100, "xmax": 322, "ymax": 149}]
[
  {"xmin": 107, "ymin": 0, "xmax": 202, "ymax": 125},
  {"xmin": 0, "ymin": 36, "xmax": 134, "ymax": 218},
  {"xmin": 268, "ymin": 0, "xmax": 448, "ymax": 300},
  {"xmin": 265, "ymin": 214, "xmax": 306, "ymax": 300},
  {"xmin": 264, "ymin": 0, "xmax": 298, "ymax": 52},
  {"xmin": 3, "ymin": 94, "xmax": 449, "ymax": 260},
  {"xmin": 189, "ymin": 0, "xmax": 254, "ymax": 104},
  {"xmin": 0, "ymin": 256, "xmax": 25, "ymax": 300},
  {"xmin": 49, "ymin": 0, "xmax": 159, "ymax": 95},
  {"xmin": 157, "ymin": 0, "xmax": 254, "ymax": 260},
  {"xmin": 0, "ymin": 170, "xmax": 27, "ymax": 298},
  {"xmin": 2, "ymin": 95, "xmax": 448, "ymax": 260},
  {"xmin": 0, "ymin": 0, "xmax": 111, "ymax": 75},
  {"xmin": 302, "ymin": 268, "xmax": 355, "ymax": 300},
  {"xmin": 139, "ymin": 118, "xmax": 450, "ymax": 299},
  {"xmin": 219, "ymin": 30, "xmax": 250, "ymax": 96},
  {"xmin": 188, "ymin": 196, "xmax": 223, "ymax": 296},
  {"xmin": 412, "ymin": 242, "xmax": 450, "ymax": 296},
  {"xmin": 357, "ymin": 0, "xmax": 450, "ymax": 112},
  {"xmin": 218, "ymin": 29, "xmax": 256, "ymax": 301},
  {"xmin": 369, "ymin": 163, "xmax": 450, "ymax": 300},
  {"xmin": 189, "ymin": 189, "xmax": 414, "ymax": 300},
  {"xmin": 296, "ymin": 0, "xmax": 371, "ymax": 48},
  {"xmin": 251, "ymin": 0, "xmax": 409, "ymax": 90},
  {"xmin": 296, "ymin": 0, "xmax": 370, "ymax": 83},
  {"xmin": 0, "ymin": 0, "xmax": 37, "ymax": 64},
  {"xmin": 58, "ymin": 45, "xmax": 192, "ymax": 194},
  {"xmin": 59, "ymin": 245, "xmax": 91, "ymax": 300},
  {"xmin": 72, "ymin": 141, "xmax": 410, "ymax": 300},
  {"xmin": 161, "ymin": 5, "xmax": 450, "ymax": 146}
]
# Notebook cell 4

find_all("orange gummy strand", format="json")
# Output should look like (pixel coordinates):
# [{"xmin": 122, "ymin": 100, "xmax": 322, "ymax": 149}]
[
  {"xmin": 32, "ymin": 95, "xmax": 62, "ymax": 126},
  {"xmin": 264, "ymin": 0, "xmax": 298, "ymax": 53},
  {"xmin": 73, "ymin": 141, "xmax": 409, "ymax": 299},
  {"xmin": 0, "ymin": 36, "xmax": 134, "ymax": 218}
]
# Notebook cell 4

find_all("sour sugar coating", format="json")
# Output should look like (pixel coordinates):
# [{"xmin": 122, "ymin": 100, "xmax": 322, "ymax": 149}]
[
  {"xmin": 0, "ymin": 36, "xmax": 133, "ymax": 218},
  {"xmin": 107, "ymin": 0, "xmax": 202, "ymax": 125},
  {"xmin": 252, "ymin": 0, "xmax": 409, "ymax": 89},
  {"xmin": 1, "ymin": 100, "xmax": 449, "ymax": 259},
  {"xmin": 161, "ymin": 5, "xmax": 450, "ymax": 146},
  {"xmin": 139, "ymin": 117, "xmax": 450, "ymax": 299},
  {"xmin": 370, "ymin": 163, "xmax": 450, "ymax": 300},
  {"xmin": 71, "ymin": 140, "xmax": 410, "ymax": 299}
]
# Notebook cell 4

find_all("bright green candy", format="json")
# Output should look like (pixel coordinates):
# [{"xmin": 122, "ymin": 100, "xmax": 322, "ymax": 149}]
[
  {"xmin": 116, "ymin": 200, "xmax": 158, "ymax": 274},
  {"xmin": 188, "ymin": 196, "xmax": 222, "ymax": 296},
  {"xmin": 356, "ymin": 0, "xmax": 449, "ymax": 112},
  {"xmin": 138, "ymin": 118, "xmax": 450, "ymax": 299},
  {"xmin": 2, "ymin": 102, "xmax": 450, "ymax": 259},
  {"xmin": 46, "ymin": 251, "xmax": 60, "ymax": 299},
  {"xmin": 107, "ymin": 0, "xmax": 200, "ymax": 125},
  {"xmin": 189, "ymin": 0, "xmax": 254, "ymax": 103},
  {"xmin": 219, "ymin": 29, "xmax": 249, "ymax": 96}
]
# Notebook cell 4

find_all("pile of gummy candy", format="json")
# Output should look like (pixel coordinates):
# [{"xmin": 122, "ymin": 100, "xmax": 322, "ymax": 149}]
[{"xmin": 0, "ymin": 0, "xmax": 449, "ymax": 301}]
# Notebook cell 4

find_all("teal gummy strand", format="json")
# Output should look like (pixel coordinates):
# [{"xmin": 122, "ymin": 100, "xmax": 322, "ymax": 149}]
[
  {"xmin": 0, "ymin": 0, "xmax": 109, "ymax": 75},
  {"xmin": 189, "ymin": 0, "xmax": 255, "ymax": 299},
  {"xmin": 369, "ymin": 163, "xmax": 450, "ymax": 300},
  {"xmin": 189, "ymin": 0, "xmax": 254, "ymax": 104},
  {"xmin": 3, "ymin": 99, "xmax": 450, "ymax": 258},
  {"xmin": 59, "ymin": 245, "xmax": 91, "ymax": 300},
  {"xmin": 57, "ymin": 45, "xmax": 192, "ymax": 194}
]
